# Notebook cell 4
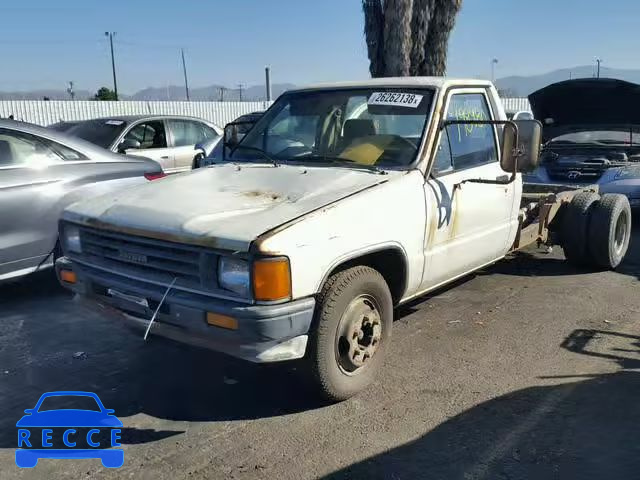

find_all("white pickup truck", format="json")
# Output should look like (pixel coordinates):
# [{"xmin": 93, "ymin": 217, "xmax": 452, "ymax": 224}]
[{"xmin": 56, "ymin": 78, "xmax": 632, "ymax": 401}]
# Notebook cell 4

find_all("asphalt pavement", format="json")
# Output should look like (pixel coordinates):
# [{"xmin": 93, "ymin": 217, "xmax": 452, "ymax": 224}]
[{"xmin": 1, "ymin": 228, "xmax": 639, "ymax": 480}]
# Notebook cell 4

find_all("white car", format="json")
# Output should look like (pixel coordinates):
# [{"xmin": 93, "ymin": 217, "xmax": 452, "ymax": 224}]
[{"xmin": 64, "ymin": 115, "xmax": 222, "ymax": 174}]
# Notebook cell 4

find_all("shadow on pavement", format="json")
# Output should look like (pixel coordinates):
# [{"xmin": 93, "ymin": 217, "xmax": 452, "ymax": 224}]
[
  {"xmin": 484, "ymin": 224, "xmax": 640, "ymax": 280},
  {"xmin": 323, "ymin": 329, "xmax": 640, "ymax": 480},
  {"xmin": 0, "ymin": 273, "xmax": 325, "ymax": 450}
]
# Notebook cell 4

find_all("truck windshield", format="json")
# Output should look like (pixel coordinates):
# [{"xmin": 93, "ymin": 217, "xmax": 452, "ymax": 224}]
[{"xmin": 230, "ymin": 88, "xmax": 434, "ymax": 168}]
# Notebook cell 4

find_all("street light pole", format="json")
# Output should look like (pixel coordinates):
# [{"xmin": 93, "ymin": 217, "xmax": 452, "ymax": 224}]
[
  {"xmin": 181, "ymin": 48, "xmax": 190, "ymax": 101},
  {"xmin": 491, "ymin": 58, "xmax": 499, "ymax": 82},
  {"xmin": 595, "ymin": 57, "xmax": 602, "ymax": 78},
  {"xmin": 105, "ymin": 32, "xmax": 118, "ymax": 100}
]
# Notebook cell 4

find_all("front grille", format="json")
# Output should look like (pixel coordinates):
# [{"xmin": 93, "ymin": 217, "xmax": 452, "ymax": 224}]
[
  {"xmin": 547, "ymin": 164, "xmax": 606, "ymax": 182},
  {"xmin": 75, "ymin": 226, "xmax": 218, "ymax": 291}
]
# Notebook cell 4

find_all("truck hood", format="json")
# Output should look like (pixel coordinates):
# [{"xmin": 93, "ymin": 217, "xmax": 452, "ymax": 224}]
[
  {"xmin": 528, "ymin": 78, "xmax": 640, "ymax": 141},
  {"xmin": 63, "ymin": 163, "xmax": 392, "ymax": 251}
]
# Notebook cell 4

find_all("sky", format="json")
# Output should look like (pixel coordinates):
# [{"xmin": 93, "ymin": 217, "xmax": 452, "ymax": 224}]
[{"xmin": 1, "ymin": 0, "xmax": 639, "ymax": 94}]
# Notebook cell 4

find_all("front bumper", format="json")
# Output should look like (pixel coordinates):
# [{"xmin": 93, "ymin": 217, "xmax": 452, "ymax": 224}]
[{"xmin": 56, "ymin": 257, "xmax": 315, "ymax": 363}]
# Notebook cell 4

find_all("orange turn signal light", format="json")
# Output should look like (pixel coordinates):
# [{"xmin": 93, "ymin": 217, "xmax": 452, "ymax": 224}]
[
  {"xmin": 252, "ymin": 258, "xmax": 291, "ymax": 301},
  {"xmin": 206, "ymin": 312, "xmax": 238, "ymax": 330},
  {"xmin": 60, "ymin": 270, "xmax": 77, "ymax": 284}
]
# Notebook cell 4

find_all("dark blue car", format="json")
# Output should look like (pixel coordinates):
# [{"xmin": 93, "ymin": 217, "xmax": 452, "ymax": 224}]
[{"xmin": 16, "ymin": 391, "xmax": 123, "ymax": 468}]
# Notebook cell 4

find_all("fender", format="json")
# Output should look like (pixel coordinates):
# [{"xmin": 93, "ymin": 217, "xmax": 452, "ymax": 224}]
[{"xmin": 314, "ymin": 241, "xmax": 410, "ymax": 298}]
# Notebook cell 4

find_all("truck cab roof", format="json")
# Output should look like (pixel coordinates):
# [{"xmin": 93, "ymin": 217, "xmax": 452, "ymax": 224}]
[{"xmin": 289, "ymin": 77, "xmax": 494, "ymax": 93}]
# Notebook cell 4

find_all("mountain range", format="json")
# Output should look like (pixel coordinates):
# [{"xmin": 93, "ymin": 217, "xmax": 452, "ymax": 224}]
[
  {"xmin": 494, "ymin": 65, "xmax": 640, "ymax": 97},
  {"xmin": 3, "ymin": 66, "xmax": 640, "ymax": 100},
  {"xmin": 0, "ymin": 83, "xmax": 296, "ymax": 101}
]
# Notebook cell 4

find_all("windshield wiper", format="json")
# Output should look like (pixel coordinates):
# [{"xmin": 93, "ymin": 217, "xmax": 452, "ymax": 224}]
[
  {"xmin": 289, "ymin": 154, "xmax": 387, "ymax": 174},
  {"xmin": 230, "ymin": 145, "xmax": 279, "ymax": 166}
]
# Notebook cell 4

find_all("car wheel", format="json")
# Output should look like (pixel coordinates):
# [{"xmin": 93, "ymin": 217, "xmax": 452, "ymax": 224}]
[
  {"xmin": 561, "ymin": 192, "xmax": 600, "ymax": 266},
  {"xmin": 588, "ymin": 193, "xmax": 632, "ymax": 269},
  {"xmin": 307, "ymin": 266, "xmax": 392, "ymax": 402}
]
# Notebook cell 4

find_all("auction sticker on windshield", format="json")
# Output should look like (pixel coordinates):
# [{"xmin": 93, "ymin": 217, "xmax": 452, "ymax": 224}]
[{"xmin": 368, "ymin": 92, "xmax": 423, "ymax": 108}]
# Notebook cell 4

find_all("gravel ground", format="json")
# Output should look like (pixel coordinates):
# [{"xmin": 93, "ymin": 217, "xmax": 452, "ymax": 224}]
[{"xmin": 1, "ymin": 228, "xmax": 639, "ymax": 480}]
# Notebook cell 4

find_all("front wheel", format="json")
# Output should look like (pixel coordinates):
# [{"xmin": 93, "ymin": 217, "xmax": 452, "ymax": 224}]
[{"xmin": 306, "ymin": 266, "xmax": 392, "ymax": 401}]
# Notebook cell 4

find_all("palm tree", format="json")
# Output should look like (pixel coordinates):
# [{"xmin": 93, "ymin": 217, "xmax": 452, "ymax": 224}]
[{"xmin": 363, "ymin": 0, "xmax": 462, "ymax": 77}]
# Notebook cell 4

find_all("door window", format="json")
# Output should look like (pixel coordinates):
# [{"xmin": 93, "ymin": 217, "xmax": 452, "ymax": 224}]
[
  {"xmin": 168, "ymin": 119, "xmax": 208, "ymax": 147},
  {"xmin": 125, "ymin": 121, "xmax": 167, "ymax": 149},
  {"xmin": 432, "ymin": 93, "xmax": 497, "ymax": 175},
  {"xmin": 0, "ymin": 129, "xmax": 65, "ymax": 167}
]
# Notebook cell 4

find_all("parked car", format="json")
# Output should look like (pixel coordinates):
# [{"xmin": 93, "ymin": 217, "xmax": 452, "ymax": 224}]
[
  {"xmin": 48, "ymin": 120, "xmax": 80, "ymax": 132},
  {"xmin": 192, "ymin": 111, "xmax": 263, "ymax": 169},
  {"xmin": 65, "ymin": 115, "xmax": 222, "ymax": 174},
  {"xmin": 524, "ymin": 78, "xmax": 640, "ymax": 208},
  {"xmin": 0, "ymin": 119, "xmax": 164, "ymax": 283}
]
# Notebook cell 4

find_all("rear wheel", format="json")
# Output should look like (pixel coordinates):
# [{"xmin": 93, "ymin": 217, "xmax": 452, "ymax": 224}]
[
  {"xmin": 561, "ymin": 192, "xmax": 600, "ymax": 266},
  {"xmin": 307, "ymin": 266, "xmax": 392, "ymax": 401},
  {"xmin": 588, "ymin": 193, "xmax": 632, "ymax": 269}
]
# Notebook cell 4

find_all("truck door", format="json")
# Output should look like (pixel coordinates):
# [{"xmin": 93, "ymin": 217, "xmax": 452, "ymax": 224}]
[{"xmin": 421, "ymin": 89, "xmax": 516, "ymax": 289}]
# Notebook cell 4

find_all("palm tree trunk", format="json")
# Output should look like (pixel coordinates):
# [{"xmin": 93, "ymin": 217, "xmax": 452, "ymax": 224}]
[
  {"xmin": 421, "ymin": 0, "xmax": 462, "ymax": 76},
  {"xmin": 409, "ymin": 0, "xmax": 434, "ymax": 76},
  {"xmin": 362, "ymin": 0, "xmax": 385, "ymax": 77},
  {"xmin": 382, "ymin": 0, "xmax": 414, "ymax": 76}
]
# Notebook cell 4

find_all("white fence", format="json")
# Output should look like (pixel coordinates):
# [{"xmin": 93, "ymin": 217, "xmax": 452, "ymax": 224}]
[
  {"xmin": 0, "ymin": 100, "xmax": 273, "ymax": 128},
  {"xmin": 0, "ymin": 97, "xmax": 531, "ymax": 127},
  {"xmin": 501, "ymin": 97, "xmax": 531, "ymax": 113}
]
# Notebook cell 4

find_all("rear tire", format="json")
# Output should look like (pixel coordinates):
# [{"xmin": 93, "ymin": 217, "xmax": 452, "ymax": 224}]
[
  {"xmin": 588, "ymin": 193, "xmax": 632, "ymax": 269},
  {"xmin": 307, "ymin": 266, "xmax": 392, "ymax": 402},
  {"xmin": 561, "ymin": 192, "xmax": 600, "ymax": 266}
]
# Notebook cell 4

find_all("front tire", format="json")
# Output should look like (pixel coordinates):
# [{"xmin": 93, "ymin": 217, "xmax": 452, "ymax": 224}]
[{"xmin": 307, "ymin": 266, "xmax": 392, "ymax": 402}]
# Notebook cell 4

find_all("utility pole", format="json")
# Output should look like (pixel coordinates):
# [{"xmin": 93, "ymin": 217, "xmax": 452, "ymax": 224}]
[
  {"xmin": 595, "ymin": 57, "xmax": 602, "ymax": 78},
  {"xmin": 491, "ymin": 58, "xmax": 498, "ymax": 82},
  {"xmin": 66, "ymin": 81, "xmax": 75, "ymax": 100},
  {"xmin": 265, "ymin": 67, "xmax": 272, "ymax": 101},
  {"xmin": 219, "ymin": 86, "xmax": 226, "ymax": 102},
  {"xmin": 238, "ymin": 83, "xmax": 244, "ymax": 102},
  {"xmin": 104, "ymin": 32, "xmax": 118, "ymax": 100},
  {"xmin": 181, "ymin": 48, "xmax": 190, "ymax": 101}
]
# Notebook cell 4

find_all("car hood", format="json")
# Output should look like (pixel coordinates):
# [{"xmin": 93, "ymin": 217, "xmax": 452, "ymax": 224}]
[
  {"xmin": 63, "ymin": 163, "xmax": 393, "ymax": 252},
  {"xmin": 16, "ymin": 411, "xmax": 123, "ymax": 427},
  {"xmin": 528, "ymin": 78, "xmax": 640, "ymax": 140}
]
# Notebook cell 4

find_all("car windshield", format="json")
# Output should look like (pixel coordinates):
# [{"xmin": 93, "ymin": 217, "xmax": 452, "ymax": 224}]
[
  {"xmin": 229, "ymin": 88, "xmax": 433, "ymax": 168},
  {"xmin": 66, "ymin": 119, "xmax": 128, "ymax": 148},
  {"xmin": 37, "ymin": 395, "xmax": 101, "ymax": 412},
  {"xmin": 550, "ymin": 130, "xmax": 640, "ymax": 146}
]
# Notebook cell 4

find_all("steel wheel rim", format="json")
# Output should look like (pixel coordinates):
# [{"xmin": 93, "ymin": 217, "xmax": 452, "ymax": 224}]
[
  {"xmin": 335, "ymin": 294, "xmax": 383, "ymax": 376},
  {"xmin": 614, "ymin": 210, "xmax": 628, "ymax": 256}
]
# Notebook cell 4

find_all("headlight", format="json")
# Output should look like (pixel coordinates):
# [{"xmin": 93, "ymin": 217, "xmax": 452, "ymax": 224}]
[
  {"xmin": 218, "ymin": 257, "xmax": 250, "ymax": 297},
  {"xmin": 63, "ymin": 224, "xmax": 82, "ymax": 254}
]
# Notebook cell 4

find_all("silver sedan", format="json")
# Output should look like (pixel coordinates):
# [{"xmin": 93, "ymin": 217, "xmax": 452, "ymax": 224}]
[{"xmin": 0, "ymin": 119, "xmax": 164, "ymax": 283}]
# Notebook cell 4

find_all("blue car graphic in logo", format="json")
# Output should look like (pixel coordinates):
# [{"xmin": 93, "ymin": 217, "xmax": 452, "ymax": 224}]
[{"xmin": 16, "ymin": 391, "xmax": 123, "ymax": 468}]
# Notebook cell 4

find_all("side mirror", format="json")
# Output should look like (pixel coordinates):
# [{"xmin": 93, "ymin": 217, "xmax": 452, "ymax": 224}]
[
  {"xmin": 223, "ymin": 123, "xmax": 241, "ymax": 150},
  {"xmin": 117, "ymin": 138, "xmax": 141, "ymax": 153},
  {"xmin": 500, "ymin": 119, "xmax": 542, "ymax": 173}
]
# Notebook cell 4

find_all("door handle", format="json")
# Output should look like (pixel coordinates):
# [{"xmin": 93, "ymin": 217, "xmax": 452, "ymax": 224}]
[{"xmin": 160, "ymin": 156, "xmax": 170, "ymax": 159}]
